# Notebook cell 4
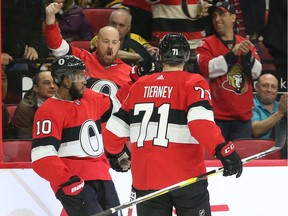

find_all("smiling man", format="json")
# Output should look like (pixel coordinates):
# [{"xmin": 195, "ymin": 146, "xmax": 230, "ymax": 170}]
[
  {"xmin": 13, "ymin": 70, "xmax": 57, "ymax": 139},
  {"xmin": 196, "ymin": 1, "xmax": 262, "ymax": 141},
  {"xmin": 252, "ymin": 73, "xmax": 287, "ymax": 139}
]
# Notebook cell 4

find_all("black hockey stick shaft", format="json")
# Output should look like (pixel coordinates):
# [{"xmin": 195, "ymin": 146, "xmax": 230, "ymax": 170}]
[{"xmin": 93, "ymin": 119, "xmax": 286, "ymax": 216}]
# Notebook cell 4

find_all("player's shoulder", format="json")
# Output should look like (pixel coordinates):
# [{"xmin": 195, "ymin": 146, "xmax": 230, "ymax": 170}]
[
  {"xmin": 35, "ymin": 97, "xmax": 64, "ymax": 117},
  {"xmin": 83, "ymin": 88, "xmax": 110, "ymax": 101},
  {"xmin": 84, "ymin": 88, "xmax": 105, "ymax": 97},
  {"xmin": 185, "ymin": 72, "xmax": 208, "ymax": 84}
]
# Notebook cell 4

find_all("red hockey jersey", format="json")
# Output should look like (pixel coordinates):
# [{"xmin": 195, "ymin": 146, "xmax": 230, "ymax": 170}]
[
  {"xmin": 196, "ymin": 34, "xmax": 262, "ymax": 121},
  {"xmin": 103, "ymin": 71, "xmax": 225, "ymax": 190},
  {"xmin": 151, "ymin": 0, "xmax": 208, "ymax": 48},
  {"xmin": 31, "ymin": 89, "xmax": 113, "ymax": 193}
]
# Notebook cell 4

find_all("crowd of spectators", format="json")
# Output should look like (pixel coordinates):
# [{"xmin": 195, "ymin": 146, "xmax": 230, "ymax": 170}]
[{"xmin": 1, "ymin": 1, "xmax": 287, "ymax": 150}]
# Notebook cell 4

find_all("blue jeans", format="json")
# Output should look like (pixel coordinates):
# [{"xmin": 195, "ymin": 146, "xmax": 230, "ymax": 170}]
[{"xmin": 215, "ymin": 119, "xmax": 252, "ymax": 141}]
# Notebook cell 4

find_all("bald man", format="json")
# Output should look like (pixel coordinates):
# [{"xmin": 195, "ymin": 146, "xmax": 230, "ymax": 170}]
[
  {"xmin": 252, "ymin": 73, "xmax": 287, "ymax": 138},
  {"xmin": 45, "ymin": 2, "xmax": 133, "ymax": 107},
  {"xmin": 90, "ymin": 8, "xmax": 158, "ymax": 61}
]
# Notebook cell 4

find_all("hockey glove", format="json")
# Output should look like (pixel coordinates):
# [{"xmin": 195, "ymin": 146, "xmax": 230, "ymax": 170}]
[
  {"xmin": 215, "ymin": 141, "xmax": 243, "ymax": 178},
  {"xmin": 56, "ymin": 176, "xmax": 96, "ymax": 210},
  {"xmin": 60, "ymin": 176, "xmax": 85, "ymax": 196},
  {"xmin": 106, "ymin": 145, "xmax": 131, "ymax": 172},
  {"xmin": 130, "ymin": 60, "xmax": 163, "ymax": 82}
]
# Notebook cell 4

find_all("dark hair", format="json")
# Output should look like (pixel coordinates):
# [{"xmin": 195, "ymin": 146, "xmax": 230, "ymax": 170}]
[
  {"xmin": 32, "ymin": 70, "xmax": 51, "ymax": 86},
  {"xmin": 32, "ymin": 72, "xmax": 44, "ymax": 86}
]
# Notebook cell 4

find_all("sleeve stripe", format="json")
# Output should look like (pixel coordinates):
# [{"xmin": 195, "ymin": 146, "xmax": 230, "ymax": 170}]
[
  {"xmin": 208, "ymin": 55, "xmax": 228, "ymax": 78},
  {"xmin": 188, "ymin": 100, "xmax": 213, "ymax": 111},
  {"xmin": 130, "ymin": 122, "xmax": 199, "ymax": 144},
  {"xmin": 31, "ymin": 145, "xmax": 58, "ymax": 162},
  {"xmin": 251, "ymin": 59, "xmax": 262, "ymax": 79},
  {"xmin": 50, "ymin": 39, "xmax": 70, "ymax": 57},
  {"xmin": 106, "ymin": 114, "xmax": 130, "ymax": 137},
  {"xmin": 187, "ymin": 106, "xmax": 215, "ymax": 122}
]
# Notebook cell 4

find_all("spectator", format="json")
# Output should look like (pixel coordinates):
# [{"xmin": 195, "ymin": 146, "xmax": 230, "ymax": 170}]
[
  {"xmin": 45, "ymin": 2, "xmax": 133, "ymax": 110},
  {"xmin": 13, "ymin": 71, "xmax": 57, "ymax": 139},
  {"xmin": 90, "ymin": 8, "xmax": 158, "ymax": 62},
  {"xmin": 227, "ymin": 0, "xmax": 246, "ymax": 37},
  {"xmin": 239, "ymin": 0, "xmax": 266, "ymax": 53},
  {"xmin": 45, "ymin": 0, "xmax": 94, "ymax": 42},
  {"xmin": 146, "ymin": 0, "xmax": 214, "ymax": 72},
  {"xmin": 148, "ymin": 0, "xmax": 213, "ymax": 49},
  {"xmin": 196, "ymin": 1, "xmax": 262, "ymax": 141},
  {"xmin": 263, "ymin": 0, "xmax": 287, "ymax": 86},
  {"xmin": 252, "ymin": 73, "xmax": 287, "ymax": 139},
  {"xmin": 102, "ymin": 33, "xmax": 242, "ymax": 216},
  {"xmin": 1, "ymin": 0, "xmax": 50, "ymax": 69},
  {"xmin": 122, "ymin": 0, "xmax": 153, "ymax": 41},
  {"xmin": 2, "ymin": 67, "xmax": 14, "ymax": 139},
  {"xmin": 31, "ymin": 55, "xmax": 125, "ymax": 216}
]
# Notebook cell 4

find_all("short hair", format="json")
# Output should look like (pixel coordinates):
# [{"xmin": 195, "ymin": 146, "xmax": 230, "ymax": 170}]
[
  {"xmin": 32, "ymin": 70, "xmax": 51, "ymax": 86},
  {"xmin": 109, "ymin": 8, "xmax": 132, "ymax": 25}
]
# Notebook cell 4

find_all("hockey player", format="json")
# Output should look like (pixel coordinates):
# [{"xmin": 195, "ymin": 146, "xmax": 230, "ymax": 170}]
[
  {"xmin": 102, "ymin": 33, "xmax": 243, "ymax": 216},
  {"xmin": 31, "ymin": 55, "xmax": 129, "ymax": 216}
]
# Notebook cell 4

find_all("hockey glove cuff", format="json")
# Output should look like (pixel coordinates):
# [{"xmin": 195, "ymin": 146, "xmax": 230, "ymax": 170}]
[
  {"xmin": 107, "ymin": 145, "xmax": 131, "ymax": 172},
  {"xmin": 130, "ymin": 60, "xmax": 163, "ymax": 82},
  {"xmin": 215, "ymin": 141, "xmax": 243, "ymax": 178}
]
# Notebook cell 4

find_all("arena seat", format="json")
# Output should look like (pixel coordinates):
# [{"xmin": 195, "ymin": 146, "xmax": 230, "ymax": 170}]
[
  {"xmin": 6, "ymin": 104, "xmax": 17, "ymax": 127},
  {"xmin": 7, "ymin": 104, "xmax": 17, "ymax": 120},
  {"xmin": 2, "ymin": 140, "xmax": 32, "ymax": 162},
  {"xmin": 82, "ymin": 8, "xmax": 114, "ymax": 34},
  {"xmin": 204, "ymin": 139, "xmax": 281, "ymax": 160},
  {"xmin": 69, "ymin": 40, "xmax": 91, "ymax": 51}
]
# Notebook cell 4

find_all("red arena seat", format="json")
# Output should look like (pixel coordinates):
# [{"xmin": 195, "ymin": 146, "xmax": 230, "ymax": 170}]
[
  {"xmin": 2, "ymin": 140, "xmax": 32, "ymax": 162},
  {"xmin": 82, "ymin": 8, "xmax": 114, "ymax": 35},
  {"xmin": 69, "ymin": 40, "xmax": 91, "ymax": 51},
  {"xmin": 6, "ymin": 104, "xmax": 17, "ymax": 119},
  {"xmin": 6, "ymin": 104, "xmax": 17, "ymax": 127}
]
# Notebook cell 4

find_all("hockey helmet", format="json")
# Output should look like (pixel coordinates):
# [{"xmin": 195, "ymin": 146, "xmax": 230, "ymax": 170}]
[
  {"xmin": 51, "ymin": 55, "xmax": 86, "ymax": 84},
  {"xmin": 158, "ymin": 33, "xmax": 190, "ymax": 64}
]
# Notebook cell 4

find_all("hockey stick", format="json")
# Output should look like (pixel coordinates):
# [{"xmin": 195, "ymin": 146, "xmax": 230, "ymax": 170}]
[{"xmin": 93, "ymin": 119, "xmax": 286, "ymax": 216}]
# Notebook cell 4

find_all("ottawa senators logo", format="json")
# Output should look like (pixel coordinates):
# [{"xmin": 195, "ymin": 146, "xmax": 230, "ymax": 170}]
[{"xmin": 222, "ymin": 64, "xmax": 248, "ymax": 94}]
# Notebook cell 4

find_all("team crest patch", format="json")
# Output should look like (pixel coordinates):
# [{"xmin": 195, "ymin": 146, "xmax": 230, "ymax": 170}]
[{"xmin": 222, "ymin": 63, "xmax": 248, "ymax": 94}]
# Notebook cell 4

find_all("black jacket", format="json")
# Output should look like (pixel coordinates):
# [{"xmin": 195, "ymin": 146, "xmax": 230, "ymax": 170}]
[{"xmin": 2, "ymin": 0, "xmax": 49, "ymax": 58}]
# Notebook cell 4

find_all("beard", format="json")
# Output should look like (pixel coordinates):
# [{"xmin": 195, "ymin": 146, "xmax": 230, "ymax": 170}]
[{"xmin": 69, "ymin": 83, "xmax": 84, "ymax": 100}]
